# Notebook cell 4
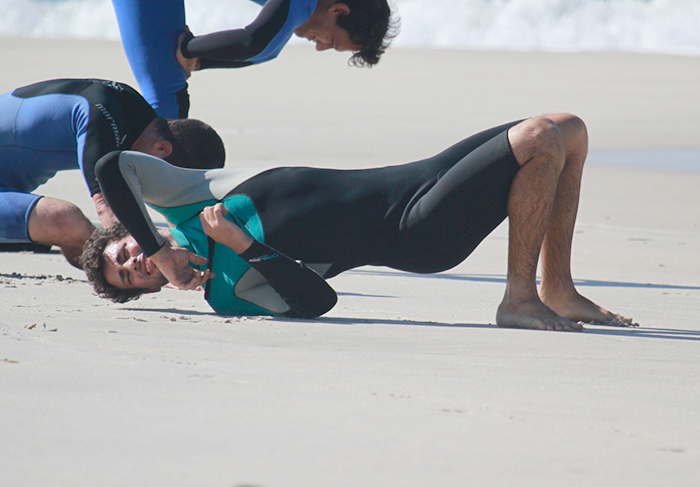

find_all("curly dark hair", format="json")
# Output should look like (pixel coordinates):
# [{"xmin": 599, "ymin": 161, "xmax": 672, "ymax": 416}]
[
  {"xmin": 80, "ymin": 223, "xmax": 147, "ymax": 304},
  {"xmin": 150, "ymin": 118, "xmax": 226, "ymax": 169},
  {"xmin": 338, "ymin": 0, "xmax": 400, "ymax": 67}
]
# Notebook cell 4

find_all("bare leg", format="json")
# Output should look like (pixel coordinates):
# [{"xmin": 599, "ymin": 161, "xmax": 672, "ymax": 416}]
[
  {"xmin": 537, "ymin": 114, "xmax": 636, "ymax": 327},
  {"xmin": 28, "ymin": 198, "xmax": 96, "ymax": 268},
  {"xmin": 496, "ymin": 116, "xmax": 583, "ymax": 331}
]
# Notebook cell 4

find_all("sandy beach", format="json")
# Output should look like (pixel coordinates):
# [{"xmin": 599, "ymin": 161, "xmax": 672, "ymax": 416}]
[{"xmin": 1, "ymin": 38, "xmax": 699, "ymax": 487}]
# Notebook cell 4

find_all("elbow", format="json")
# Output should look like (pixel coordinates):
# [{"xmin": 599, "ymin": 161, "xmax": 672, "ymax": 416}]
[{"xmin": 284, "ymin": 290, "xmax": 338, "ymax": 319}]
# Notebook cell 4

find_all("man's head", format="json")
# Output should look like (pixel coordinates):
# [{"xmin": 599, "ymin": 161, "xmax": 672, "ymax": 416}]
[
  {"xmin": 294, "ymin": 0, "xmax": 399, "ymax": 67},
  {"xmin": 81, "ymin": 223, "xmax": 168, "ymax": 304},
  {"xmin": 131, "ymin": 118, "xmax": 226, "ymax": 169}
]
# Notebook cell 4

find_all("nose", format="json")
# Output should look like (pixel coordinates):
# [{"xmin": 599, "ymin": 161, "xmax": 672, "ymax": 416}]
[
  {"xmin": 315, "ymin": 41, "xmax": 333, "ymax": 52},
  {"xmin": 126, "ymin": 255, "xmax": 139, "ymax": 271}
]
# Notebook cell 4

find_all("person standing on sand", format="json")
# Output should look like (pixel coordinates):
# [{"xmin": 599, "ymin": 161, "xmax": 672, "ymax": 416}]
[
  {"xmin": 0, "ymin": 78, "xmax": 225, "ymax": 267},
  {"xmin": 111, "ymin": 0, "xmax": 397, "ymax": 119},
  {"xmin": 81, "ymin": 113, "xmax": 635, "ymax": 331}
]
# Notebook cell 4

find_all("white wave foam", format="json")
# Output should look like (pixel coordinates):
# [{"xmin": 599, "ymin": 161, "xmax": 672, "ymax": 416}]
[{"xmin": 2, "ymin": 0, "xmax": 699, "ymax": 55}]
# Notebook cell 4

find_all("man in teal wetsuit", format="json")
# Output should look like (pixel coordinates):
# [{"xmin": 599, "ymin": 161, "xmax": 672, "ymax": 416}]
[
  {"xmin": 111, "ymin": 0, "xmax": 396, "ymax": 118},
  {"xmin": 82, "ymin": 114, "xmax": 635, "ymax": 331}
]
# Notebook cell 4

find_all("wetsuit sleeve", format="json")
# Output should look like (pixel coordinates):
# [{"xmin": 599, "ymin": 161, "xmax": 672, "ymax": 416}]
[
  {"xmin": 239, "ymin": 240, "xmax": 337, "ymax": 318},
  {"xmin": 94, "ymin": 151, "xmax": 166, "ymax": 256},
  {"xmin": 95, "ymin": 149, "xmax": 256, "ymax": 256},
  {"xmin": 180, "ymin": 0, "xmax": 292, "ymax": 69}
]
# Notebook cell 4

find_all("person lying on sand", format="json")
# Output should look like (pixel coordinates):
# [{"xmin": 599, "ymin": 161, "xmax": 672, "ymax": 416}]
[
  {"xmin": 82, "ymin": 114, "xmax": 635, "ymax": 331},
  {"xmin": 111, "ymin": 0, "xmax": 397, "ymax": 118},
  {"xmin": 0, "ymin": 78, "xmax": 225, "ymax": 267}
]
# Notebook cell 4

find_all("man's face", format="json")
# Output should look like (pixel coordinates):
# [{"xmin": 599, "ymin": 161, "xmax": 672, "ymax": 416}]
[
  {"xmin": 103, "ymin": 235, "xmax": 168, "ymax": 291},
  {"xmin": 294, "ymin": 4, "xmax": 362, "ymax": 52}
]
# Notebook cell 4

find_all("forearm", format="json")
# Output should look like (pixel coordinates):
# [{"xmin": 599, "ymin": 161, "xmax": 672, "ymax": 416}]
[
  {"xmin": 180, "ymin": 0, "xmax": 291, "ymax": 67},
  {"xmin": 92, "ymin": 193, "xmax": 119, "ymax": 229}
]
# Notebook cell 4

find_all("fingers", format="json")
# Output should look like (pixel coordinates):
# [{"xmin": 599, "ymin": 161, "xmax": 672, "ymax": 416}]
[
  {"xmin": 200, "ymin": 203, "xmax": 225, "ymax": 221},
  {"xmin": 175, "ymin": 268, "xmax": 212, "ymax": 291},
  {"xmin": 188, "ymin": 251, "xmax": 208, "ymax": 265}
]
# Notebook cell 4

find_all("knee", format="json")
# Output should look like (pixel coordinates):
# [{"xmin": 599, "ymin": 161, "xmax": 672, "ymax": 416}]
[
  {"xmin": 560, "ymin": 113, "xmax": 589, "ymax": 158},
  {"xmin": 50, "ymin": 203, "xmax": 94, "ymax": 246},
  {"xmin": 561, "ymin": 113, "xmax": 587, "ymax": 138},
  {"xmin": 28, "ymin": 198, "xmax": 94, "ymax": 246},
  {"xmin": 508, "ymin": 116, "xmax": 566, "ymax": 169},
  {"xmin": 51, "ymin": 202, "xmax": 90, "ymax": 229}
]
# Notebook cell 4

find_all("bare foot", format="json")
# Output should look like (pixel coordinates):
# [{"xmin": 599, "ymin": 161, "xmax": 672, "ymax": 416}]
[
  {"xmin": 496, "ymin": 296, "xmax": 584, "ymax": 332},
  {"xmin": 541, "ymin": 290, "xmax": 638, "ymax": 327}
]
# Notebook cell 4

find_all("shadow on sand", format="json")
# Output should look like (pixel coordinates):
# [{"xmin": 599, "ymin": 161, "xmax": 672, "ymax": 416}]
[
  {"xmin": 122, "ymin": 307, "xmax": 700, "ymax": 342},
  {"xmin": 345, "ymin": 269, "xmax": 700, "ymax": 291}
]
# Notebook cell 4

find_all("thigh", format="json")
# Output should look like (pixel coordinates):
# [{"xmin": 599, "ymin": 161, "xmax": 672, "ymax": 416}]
[
  {"xmin": 0, "ymin": 190, "xmax": 42, "ymax": 243},
  {"xmin": 387, "ymin": 128, "xmax": 521, "ymax": 273}
]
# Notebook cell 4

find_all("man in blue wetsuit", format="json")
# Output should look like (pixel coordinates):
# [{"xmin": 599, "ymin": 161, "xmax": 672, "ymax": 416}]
[
  {"xmin": 81, "ymin": 114, "xmax": 635, "ymax": 331},
  {"xmin": 111, "ymin": 0, "xmax": 396, "ymax": 118},
  {"xmin": 0, "ymin": 78, "xmax": 225, "ymax": 267}
]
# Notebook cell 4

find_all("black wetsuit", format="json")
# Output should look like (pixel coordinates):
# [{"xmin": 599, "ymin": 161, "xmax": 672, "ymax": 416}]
[{"xmin": 96, "ymin": 121, "xmax": 522, "ymax": 318}]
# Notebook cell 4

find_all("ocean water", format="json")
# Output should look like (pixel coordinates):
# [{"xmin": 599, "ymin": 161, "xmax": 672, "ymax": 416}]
[
  {"xmin": 589, "ymin": 149, "xmax": 700, "ymax": 173},
  {"xmin": 2, "ymin": 0, "xmax": 700, "ymax": 55}
]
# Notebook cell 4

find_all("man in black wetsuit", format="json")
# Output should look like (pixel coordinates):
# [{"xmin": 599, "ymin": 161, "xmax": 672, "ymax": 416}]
[
  {"xmin": 82, "ymin": 114, "xmax": 635, "ymax": 332},
  {"xmin": 0, "ymin": 78, "xmax": 225, "ymax": 267}
]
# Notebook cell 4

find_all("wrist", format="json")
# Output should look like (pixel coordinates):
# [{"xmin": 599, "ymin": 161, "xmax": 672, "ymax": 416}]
[
  {"xmin": 149, "ymin": 243, "xmax": 170, "ymax": 262},
  {"xmin": 227, "ymin": 234, "xmax": 254, "ymax": 254},
  {"xmin": 180, "ymin": 31, "xmax": 195, "ymax": 58}
]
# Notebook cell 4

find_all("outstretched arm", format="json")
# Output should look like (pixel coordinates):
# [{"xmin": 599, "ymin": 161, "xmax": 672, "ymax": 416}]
[
  {"xmin": 94, "ymin": 150, "xmax": 212, "ymax": 290},
  {"xmin": 200, "ymin": 203, "xmax": 337, "ymax": 318},
  {"xmin": 178, "ymin": 0, "xmax": 296, "ymax": 69}
]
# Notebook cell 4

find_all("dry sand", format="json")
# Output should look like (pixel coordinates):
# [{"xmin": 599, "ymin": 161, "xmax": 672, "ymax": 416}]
[{"xmin": 1, "ymin": 38, "xmax": 699, "ymax": 487}]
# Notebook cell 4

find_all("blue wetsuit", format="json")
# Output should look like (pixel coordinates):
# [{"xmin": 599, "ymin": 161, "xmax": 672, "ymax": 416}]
[
  {"xmin": 0, "ymin": 79, "xmax": 156, "ymax": 243},
  {"xmin": 111, "ymin": 0, "xmax": 317, "ymax": 119}
]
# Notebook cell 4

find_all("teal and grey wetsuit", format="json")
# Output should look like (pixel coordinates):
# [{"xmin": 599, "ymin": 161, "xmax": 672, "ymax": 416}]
[{"xmin": 96, "ymin": 120, "xmax": 522, "ymax": 317}]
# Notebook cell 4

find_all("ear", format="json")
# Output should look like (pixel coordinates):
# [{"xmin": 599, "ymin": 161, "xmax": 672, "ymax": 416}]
[
  {"xmin": 152, "ymin": 140, "xmax": 173, "ymax": 158},
  {"xmin": 329, "ymin": 3, "xmax": 351, "ymax": 16}
]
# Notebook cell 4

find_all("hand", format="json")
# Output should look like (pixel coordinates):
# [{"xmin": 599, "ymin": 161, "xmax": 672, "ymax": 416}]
[
  {"xmin": 177, "ymin": 26, "xmax": 201, "ymax": 79},
  {"xmin": 150, "ymin": 245, "xmax": 212, "ymax": 290},
  {"xmin": 200, "ymin": 203, "xmax": 254, "ymax": 254}
]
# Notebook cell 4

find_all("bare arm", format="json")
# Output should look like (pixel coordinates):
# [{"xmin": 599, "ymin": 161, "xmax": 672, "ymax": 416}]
[
  {"xmin": 199, "ymin": 203, "xmax": 254, "ymax": 253},
  {"xmin": 92, "ymin": 193, "xmax": 119, "ymax": 229}
]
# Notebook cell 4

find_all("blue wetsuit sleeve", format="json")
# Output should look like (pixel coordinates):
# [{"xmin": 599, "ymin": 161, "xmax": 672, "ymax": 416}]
[
  {"xmin": 180, "ymin": 0, "xmax": 300, "ymax": 68},
  {"xmin": 239, "ymin": 240, "xmax": 337, "ymax": 318}
]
